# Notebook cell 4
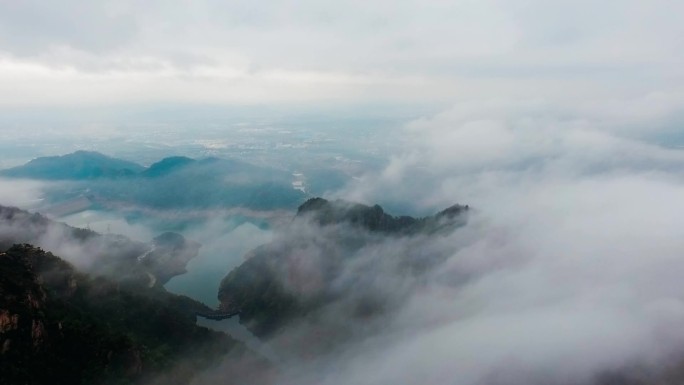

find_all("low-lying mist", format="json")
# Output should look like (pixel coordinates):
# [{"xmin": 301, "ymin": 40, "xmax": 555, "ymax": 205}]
[
  {"xmin": 197, "ymin": 100, "xmax": 684, "ymax": 385},
  {"xmin": 0, "ymin": 178, "xmax": 47, "ymax": 208}
]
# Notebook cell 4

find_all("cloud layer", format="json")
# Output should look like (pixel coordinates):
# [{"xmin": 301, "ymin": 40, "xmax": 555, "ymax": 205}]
[
  {"xmin": 191, "ymin": 98, "xmax": 684, "ymax": 384},
  {"xmin": 2, "ymin": 0, "xmax": 684, "ymax": 106}
]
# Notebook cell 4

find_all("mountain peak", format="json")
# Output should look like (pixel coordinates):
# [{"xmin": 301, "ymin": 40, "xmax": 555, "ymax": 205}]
[
  {"xmin": 1, "ymin": 151, "xmax": 144, "ymax": 180},
  {"xmin": 71, "ymin": 150, "xmax": 106, "ymax": 157},
  {"xmin": 142, "ymin": 156, "xmax": 196, "ymax": 177}
]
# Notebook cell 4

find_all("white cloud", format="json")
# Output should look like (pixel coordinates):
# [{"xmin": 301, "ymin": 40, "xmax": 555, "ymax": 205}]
[
  {"xmin": 287, "ymin": 98, "xmax": 684, "ymax": 384},
  {"xmin": 339, "ymin": 96, "xmax": 684, "ymax": 212},
  {"xmin": 315, "ymin": 168, "xmax": 684, "ymax": 385}
]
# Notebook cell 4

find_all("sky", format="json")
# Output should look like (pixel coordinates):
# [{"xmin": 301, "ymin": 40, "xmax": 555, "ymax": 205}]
[{"xmin": 1, "ymin": 0, "xmax": 683, "ymax": 109}]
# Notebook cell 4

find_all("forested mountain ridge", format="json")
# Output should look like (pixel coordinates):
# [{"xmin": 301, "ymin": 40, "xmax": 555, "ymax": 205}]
[
  {"xmin": 297, "ymin": 197, "xmax": 469, "ymax": 234},
  {"xmin": 218, "ymin": 198, "xmax": 470, "ymax": 342}
]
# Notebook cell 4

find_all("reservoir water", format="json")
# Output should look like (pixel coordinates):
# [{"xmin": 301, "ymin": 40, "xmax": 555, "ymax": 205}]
[
  {"xmin": 165, "ymin": 220, "xmax": 272, "ymax": 306},
  {"xmin": 62, "ymin": 210, "xmax": 279, "ymax": 360},
  {"xmin": 163, "ymin": 219, "xmax": 280, "ymax": 362}
]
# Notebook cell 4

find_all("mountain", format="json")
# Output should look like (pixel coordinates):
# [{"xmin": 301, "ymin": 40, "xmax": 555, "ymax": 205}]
[
  {"xmin": 141, "ymin": 156, "xmax": 196, "ymax": 178},
  {"xmin": 118, "ymin": 156, "xmax": 305, "ymax": 210},
  {"xmin": 297, "ymin": 197, "xmax": 469, "ymax": 234},
  {"xmin": 1, "ymin": 151, "xmax": 308, "ymax": 211},
  {"xmin": 0, "ymin": 244, "xmax": 269, "ymax": 385},
  {"xmin": 217, "ymin": 198, "xmax": 469, "ymax": 343},
  {"xmin": 0, "ymin": 205, "xmax": 198, "ymax": 286},
  {"xmin": 0, "ymin": 151, "xmax": 144, "ymax": 180}
]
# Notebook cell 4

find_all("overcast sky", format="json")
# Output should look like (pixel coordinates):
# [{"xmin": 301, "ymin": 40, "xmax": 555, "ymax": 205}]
[{"xmin": 1, "ymin": 0, "xmax": 683, "ymax": 108}]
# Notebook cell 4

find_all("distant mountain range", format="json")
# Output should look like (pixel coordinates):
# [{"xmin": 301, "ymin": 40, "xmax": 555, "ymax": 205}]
[{"xmin": 1, "ymin": 151, "xmax": 309, "ymax": 211}]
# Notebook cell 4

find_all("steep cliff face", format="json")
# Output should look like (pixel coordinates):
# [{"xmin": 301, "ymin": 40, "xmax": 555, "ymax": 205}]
[
  {"xmin": 218, "ymin": 198, "xmax": 469, "ymax": 343},
  {"xmin": 0, "ymin": 244, "xmax": 260, "ymax": 385},
  {"xmin": 0, "ymin": 246, "xmax": 52, "ymax": 363}
]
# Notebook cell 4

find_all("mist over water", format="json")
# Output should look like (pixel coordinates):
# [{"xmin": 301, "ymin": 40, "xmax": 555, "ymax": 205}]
[
  {"xmin": 60, "ymin": 210, "xmax": 156, "ymax": 242},
  {"xmin": 165, "ymin": 220, "xmax": 273, "ymax": 307},
  {"xmin": 58, "ymin": 209, "xmax": 277, "ymax": 308}
]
